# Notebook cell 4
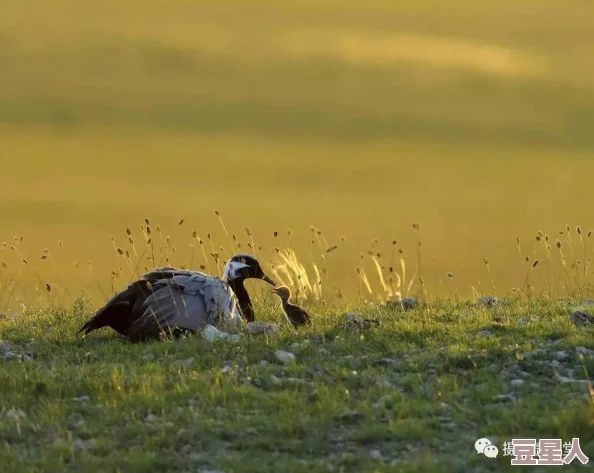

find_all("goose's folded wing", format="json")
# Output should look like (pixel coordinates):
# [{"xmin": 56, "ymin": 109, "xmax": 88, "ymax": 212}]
[{"xmin": 124, "ymin": 273, "xmax": 235, "ymax": 338}]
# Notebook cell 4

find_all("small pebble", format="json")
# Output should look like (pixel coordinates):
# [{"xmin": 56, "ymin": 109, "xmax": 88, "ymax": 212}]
[
  {"xmin": 369, "ymin": 449, "xmax": 384, "ymax": 461},
  {"xmin": 492, "ymin": 394, "xmax": 517, "ymax": 403},
  {"xmin": 246, "ymin": 321, "xmax": 278, "ymax": 336},
  {"xmin": 374, "ymin": 358, "xmax": 397, "ymax": 366},
  {"xmin": 5, "ymin": 408, "xmax": 26, "ymax": 421},
  {"xmin": 275, "ymin": 350, "xmax": 296, "ymax": 365},
  {"xmin": 174, "ymin": 357, "xmax": 195, "ymax": 366},
  {"xmin": 553, "ymin": 351, "xmax": 569, "ymax": 361},
  {"xmin": 73, "ymin": 438, "xmax": 98, "ymax": 451}
]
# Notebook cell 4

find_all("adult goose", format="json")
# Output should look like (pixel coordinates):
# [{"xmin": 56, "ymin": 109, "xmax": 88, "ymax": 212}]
[{"xmin": 77, "ymin": 254, "xmax": 275, "ymax": 341}]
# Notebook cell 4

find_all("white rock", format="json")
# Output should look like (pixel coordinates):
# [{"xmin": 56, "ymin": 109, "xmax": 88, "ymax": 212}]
[
  {"xmin": 5, "ymin": 408, "xmax": 26, "ymax": 421},
  {"xmin": 492, "ymin": 394, "xmax": 517, "ymax": 403},
  {"xmin": 556, "ymin": 375, "xmax": 588, "ymax": 384},
  {"xmin": 246, "ymin": 321, "xmax": 279, "ymax": 336},
  {"xmin": 553, "ymin": 351, "xmax": 569, "ymax": 361},
  {"xmin": 284, "ymin": 377, "xmax": 306, "ymax": 385},
  {"xmin": 72, "ymin": 396, "xmax": 90, "ymax": 403},
  {"xmin": 510, "ymin": 379, "xmax": 525, "ymax": 387},
  {"xmin": 203, "ymin": 325, "xmax": 241, "ymax": 342},
  {"xmin": 369, "ymin": 449, "xmax": 384, "ymax": 461},
  {"xmin": 220, "ymin": 365, "xmax": 233, "ymax": 374},
  {"xmin": 259, "ymin": 360, "xmax": 269, "ymax": 367},
  {"xmin": 1, "ymin": 351, "xmax": 16, "ymax": 361},
  {"xmin": 275, "ymin": 350, "xmax": 296, "ymax": 365},
  {"xmin": 144, "ymin": 414, "xmax": 159, "ymax": 422},
  {"xmin": 174, "ymin": 357, "xmax": 195, "ymax": 366},
  {"xmin": 73, "ymin": 438, "xmax": 98, "ymax": 451}
]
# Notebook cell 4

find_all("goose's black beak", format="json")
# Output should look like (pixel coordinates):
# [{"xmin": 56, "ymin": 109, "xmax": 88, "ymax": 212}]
[{"xmin": 262, "ymin": 275, "xmax": 275, "ymax": 286}]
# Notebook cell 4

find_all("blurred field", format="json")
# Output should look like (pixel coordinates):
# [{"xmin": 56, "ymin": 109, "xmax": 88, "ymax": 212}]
[{"xmin": 1, "ymin": 0, "xmax": 594, "ymax": 307}]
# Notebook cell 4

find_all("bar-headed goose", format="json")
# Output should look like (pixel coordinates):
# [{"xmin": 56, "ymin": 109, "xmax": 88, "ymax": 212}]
[{"xmin": 77, "ymin": 254, "xmax": 274, "ymax": 341}]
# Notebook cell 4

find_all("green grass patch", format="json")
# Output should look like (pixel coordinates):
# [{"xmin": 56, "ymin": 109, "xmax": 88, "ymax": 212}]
[{"xmin": 1, "ymin": 297, "xmax": 593, "ymax": 472}]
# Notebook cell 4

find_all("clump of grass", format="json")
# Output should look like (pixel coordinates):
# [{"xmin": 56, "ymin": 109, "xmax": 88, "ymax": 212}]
[{"xmin": 482, "ymin": 257, "xmax": 498, "ymax": 296}]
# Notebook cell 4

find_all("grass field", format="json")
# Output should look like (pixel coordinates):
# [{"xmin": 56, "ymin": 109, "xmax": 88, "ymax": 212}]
[
  {"xmin": 2, "ymin": 0, "xmax": 594, "ymax": 307},
  {"xmin": 1, "ymin": 298, "xmax": 594, "ymax": 472}
]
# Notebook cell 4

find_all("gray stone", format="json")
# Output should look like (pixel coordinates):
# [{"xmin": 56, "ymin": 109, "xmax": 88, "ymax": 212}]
[
  {"xmin": 246, "ymin": 321, "xmax": 279, "ymax": 336},
  {"xmin": 275, "ymin": 350, "xmax": 296, "ymax": 365}
]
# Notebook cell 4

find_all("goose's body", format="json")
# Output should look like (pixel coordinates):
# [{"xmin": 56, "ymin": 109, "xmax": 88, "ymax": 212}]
[{"xmin": 78, "ymin": 254, "xmax": 274, "ymax": 341}]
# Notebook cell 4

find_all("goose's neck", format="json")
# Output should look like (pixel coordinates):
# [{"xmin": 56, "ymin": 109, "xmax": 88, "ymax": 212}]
[{"xmin": 229, "ymin": 279, "xmax": 255, "ymax": 322}]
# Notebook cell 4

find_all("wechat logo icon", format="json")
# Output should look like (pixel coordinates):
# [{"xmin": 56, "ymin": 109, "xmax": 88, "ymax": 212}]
[{"xmin": 475, "ymin": 438, "xmax": 499, "ymax": 458}]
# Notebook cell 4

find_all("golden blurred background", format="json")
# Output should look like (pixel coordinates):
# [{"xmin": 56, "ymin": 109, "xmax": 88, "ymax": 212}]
[{"xmin": 1, "ymin": 0, "xmax": 594, "ymax": 308}]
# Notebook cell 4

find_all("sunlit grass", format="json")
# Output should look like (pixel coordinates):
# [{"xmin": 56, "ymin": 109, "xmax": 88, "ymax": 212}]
[{"xmin": 2, "ymin": 206, "xmax": 594, "ymax": 314}]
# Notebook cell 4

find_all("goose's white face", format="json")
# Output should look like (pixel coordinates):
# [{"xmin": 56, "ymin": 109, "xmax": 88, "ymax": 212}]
[
  {"xmin": 222, "ymin": 254, "xmax": 275, "ymax": 286},
  {"xmin": 223, "ymin": 260, "xmax": 250, "ymax": 281}
]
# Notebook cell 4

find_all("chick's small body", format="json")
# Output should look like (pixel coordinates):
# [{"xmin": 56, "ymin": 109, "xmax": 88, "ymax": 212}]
[{"xmin": 272, "ymin": 286, "xmax": 312, "ymax": 327}]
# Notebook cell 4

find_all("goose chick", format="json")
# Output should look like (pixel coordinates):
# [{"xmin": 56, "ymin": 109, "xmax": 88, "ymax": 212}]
[{"xmin": 272, "ymin": 286, "xmax": 312, "ymax": 328}]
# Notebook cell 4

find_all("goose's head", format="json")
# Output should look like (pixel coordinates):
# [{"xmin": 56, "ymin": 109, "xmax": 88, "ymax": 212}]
[{"xmin": 224, "ymin": 254, "xmax": 275, "ymax": 285}]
